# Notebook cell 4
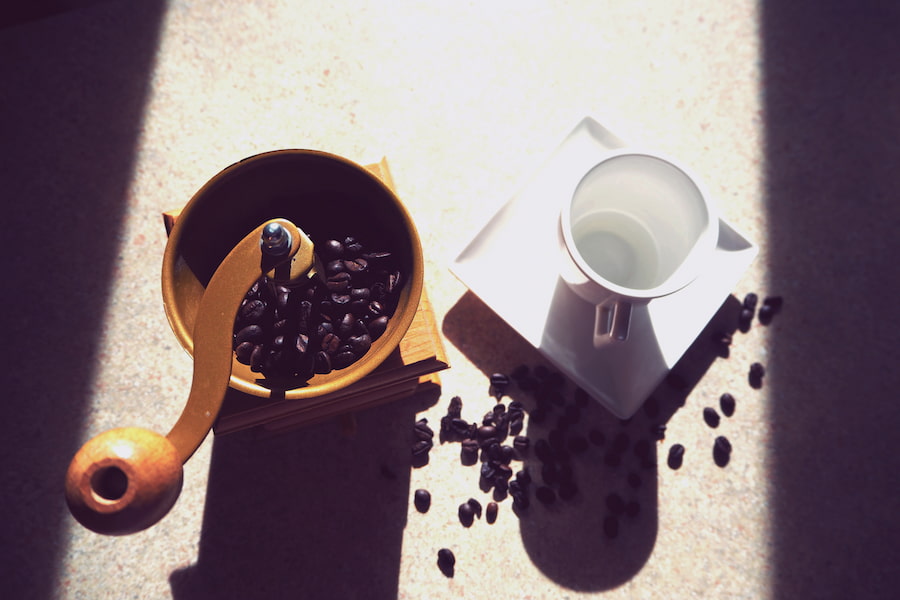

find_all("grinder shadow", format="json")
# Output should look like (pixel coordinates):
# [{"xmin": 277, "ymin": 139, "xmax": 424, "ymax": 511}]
[
  {"xmin": 443, "ymin": 291, "xmax": 739, "ymax": 590},
  {"xmin": 169, "ymin": 391, "xmax": 435, "ymax": 600}
]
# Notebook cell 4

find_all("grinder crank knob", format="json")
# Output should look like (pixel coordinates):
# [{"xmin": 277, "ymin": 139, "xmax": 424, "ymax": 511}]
[{"xmin": 64, "ymin": 219, "xmax": 312, "ymax": 535}]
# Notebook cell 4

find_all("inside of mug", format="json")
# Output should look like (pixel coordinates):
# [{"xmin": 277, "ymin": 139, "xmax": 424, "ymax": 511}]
[{"xmin": 569, "ymin": 154, "xmax": 711, "ymax": 292}]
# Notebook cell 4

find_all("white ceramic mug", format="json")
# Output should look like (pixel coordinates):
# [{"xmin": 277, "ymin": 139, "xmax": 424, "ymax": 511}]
[{"xmin": 559, "ymin": 149, "xmax": 719, "ymax": 347}]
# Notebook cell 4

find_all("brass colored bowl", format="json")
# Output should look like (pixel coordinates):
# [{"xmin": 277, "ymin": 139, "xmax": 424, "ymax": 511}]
[{"xmin": 161, "ymin": 150, "xmax": 424, "ymax": 399}]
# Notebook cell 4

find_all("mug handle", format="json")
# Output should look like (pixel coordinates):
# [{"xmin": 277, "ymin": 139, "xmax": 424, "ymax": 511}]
[{"xmin": 594, "ymin": 299, "xmax": 632, "ymax": 346}]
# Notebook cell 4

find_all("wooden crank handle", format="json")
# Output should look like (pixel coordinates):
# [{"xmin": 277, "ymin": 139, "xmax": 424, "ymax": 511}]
[{"xmin": 65, "ymin": 219, "xmax": 312, "ymax": 535}]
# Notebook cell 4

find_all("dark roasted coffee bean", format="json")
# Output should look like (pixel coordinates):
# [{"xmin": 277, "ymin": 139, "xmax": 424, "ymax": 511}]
[
  {"xmin": 458, "ymin": 502, "xmax": 475, "ymax": 527},
  {"xmin": 713, "ymin": 435, "xmax": 732, "ymax": 467},
  {"xmin": 413, "ymin": 489, "xmax": 431, "ymax": 513},
  {"xmin": 500, "ymin": 445, "xmax": 516, "ymax": 464},
  {"xmin": 588, "ymin": 429, "xmax": 606, "ymax": 447},
  {"xmin": 758, "ymin": 303, "xmax": 775, "ymax": 324},
  {"xmin": 348, "ymin": 334, "xmax": 372, "ymax": 357},
  {"xmin": 325, "ymin": 259, "xmax": 345, "ymax": 276},
  {"xmin": 480, "ymin": 461, "xmax": 496, "ymax": 481},
  {"xmin": 513, "ymin": 435, "xmax": 529, "ymax": 454},
  {"xmin": 625, "ymin": 500, "xmax": 641, "ymax": 518},
  {"xmin": 492, "ymin": 479, "xmax": 508, "ymax": 501},
  {"xmin": 467, "ymin": 498, "xmax": 482, "ymax": 519},
  {"xmin": 321, "ymin": 333, "xmax": 341, "ymax": 354},
  {"xmin": 763, "ymin": 295, "xmax": 783, "ymax": 311},
  {"xmin": 516, "ymin": 468, "xmax": 532, "ymax": 487},
  {"xmin": 368, "ymin": 315, "xmax": 389, "ymax": 340},
  {"xmin": 720, "ymin": 393, "xmax": 736, "ymax": 417},
  {"xmin": 738, "ymin": 307, "xmax": 754, "ymax": 332},
  {"xmin": 495, "ymin": 464, "xmax": 513, "ymax": 481},
  {"xmin": 489, "ymin": 372, "xmax": 510, "ymax": 399},
  {"xmin": 234, "ymin": 325, "xmax": 264, "ymax": 345},
  {"xmin": 743, "ymin": 292, "xmax": 759, "ymax": 311},
  {"xmin": 703, "ymin": 407, "xmax": 721, "ymax": 428},
  {"xmin": 385, "ymin": 270, "xmax": 402, "ymax": 293},
  {"xmin": 605, "ymin": 493, "xmax": 625, "ymax": 515},
  {"xmin": 411, "ymin": 439, "xmax": 432, "ymax": 457},
  {"xmin": 512, "ymin": 493, "xmax": 530, "ymax": 511},
  {"xmin": 239, "ymin": 298, "xmax": 267, "ymax": 323},
  {"xmin": 343, "ymin": 257, "xmax": 368, "ymax": 273},
  {"xmin": 460, "ymin": 439, "xmax": 479, "ymax": 466},
  {"xmin": 320, "ymin": 239, "xmax": 344, "ymax": 259},
  {"xmin": 414, "ymin": 418, "xmax": 434, "ymax": 439},
  {"xmin": 667, "ymin": 443, "xmax": 685, "ymax": 470},
  {"xmin": 450, "ymin": 418, "xmax": 472, "ymax": 438},
  {"xmin": 535, "ymin": 486, "xmax": 556, "ymax": 505},
  {"xmin": 604, "ymin": 515, "xmax": 619, "ymax": 539},
  {"xmin": 235, "ymin": 341, "xmax": 255, "ymax": 364},
  {"xmin": 448, "ymin": 395, "xmax": 463, "ymax": 418},
  {"xmin": 749, "ymin": 362, "xmax": 765, "ymax": 388},
  {"xmin": 486, "ymin": 501, "xmax": 498, "ymax": 524},
  {"xmin": 476, "ymin": 425, "xmax": 498, "ymax": 445},
  {"xmin": 437, "ymin": 548, "xmax": 455, "ymax": 577},
  {"xmin": 508, "ymin": 417, "xmax": 524, "ymax": 437},
  {"xmin": 250, "ymin": 344, "xmax": 265, "ymax": 372},
  {"xmin": 650, "ymin": 424, "xmax": 667, "ymax": 441},
  {"xmin": 331, "ymin": 349, "xmax": 356, "ymax": 369},
  {"xmin": 294, "ymin": 333, "xmax": 309, "ymax": 355}
]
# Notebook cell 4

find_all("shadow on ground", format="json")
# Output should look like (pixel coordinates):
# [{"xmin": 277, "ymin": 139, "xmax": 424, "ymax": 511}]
[
  {"xmin": 442, "ymin": 290, "xmax": 740, "ymax": 591},
  {"xmin": 762, "ymin": 2, "xmax": 900, "ymax": 597},
  {"xmin": 0, "ymin": 3, "xmax": 166, "ymax": 597}
]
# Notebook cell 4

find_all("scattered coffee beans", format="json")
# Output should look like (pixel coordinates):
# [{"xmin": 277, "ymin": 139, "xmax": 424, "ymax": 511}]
[
  {"xmin": 414, "ymin": 489, "xmax": 431, "ymax": 513},
  {"xmin": 466, "ymin": 498, "xmax": 482, "ymax": 519},
  {"xmin": 458, "ymin": 502, "xmax": 475, "ymax": 527},
  {"xmin": 667, "ymin": 444, "xmax": 685, "ymax": 470},
  {"xmin": 703, "ymin": 407, "xmax": 721, "ymax": 428},
  {"xmin": 489, "ymin": 372, "xmax": 511, "ymax": 399},
  {"xmin": 437, "ymin": 548, "xmax": 455, "ymax": 577},
  {"xmin": 232, "ymin": 235, "xmax": 403, "ymax": 380}
]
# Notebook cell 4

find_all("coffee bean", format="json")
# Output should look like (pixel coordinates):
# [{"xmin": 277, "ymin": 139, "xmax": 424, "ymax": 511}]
[
  {"xmin": 368, "ymin": 315, "xmax": 389, "ymax": 340},
  {"xmin": 763, "ymin": 295, "xmax": 783, "ymax": 311},
  {"xmin": 749, "ymin": 362, "xmax": 765, "ymax": 388},
  {"xmin": 320, "ymin": 239, "xmax": 344, "ymax": 259},
  {"xmin": 650, "ymin": 424, "xmax": 667, "ymax": 441},
  {"xmin": 667, "ymin": 444, "xmax": 685, "ymax": 470},
  {"xmin": 460, "ymin": 439, "xmax": 479, "ymax": 466},
  {"xmin": 515, "ymin": 468, "xmax": 532, "ymax": 487},
  {"xmin": 411, "ymin": 439, "xmax": 432, "ymax": 457},
  {"xmin": 234, "ymin": 325, "xmax": 264, "ymax": 345},
  {"xmin": 486, "ymin": 501, "xmax": 498, "ymax": 523},
  {"xmin": 738, "ymin": 307, "xmax": 754, "ymax": 332},
  {"xmin": 720, "ymin": 393, "xmax": 736, "ymax": 417},
  {"xmin": 447, "ymin": 396, "xmax": 463, "ymax": 418},
  {"xmin": 458, "ymin": 502, "xmax": 475, "ymax": 527},
  {"xmin": 467, "ymin": 498, "xmax": 483, "ymax": 519},
  {"xmin": 437, "ymin": 548, "xmax": 455, "ymax": 577},
  {"xmin": 476, "ymin": 425, "xmax": 499, "ymax": 446},
  {"xmin": 603, "ymin": 515, "xmax": 619, "ymax": 539},
  {"xmin": 713, "ymin": 435, "xmax": 732, "ymax": 467},
  {"xmin": 489, "ymin": 372, "xmax": 511, "ymax": 399},
  {"xmin": 703, "ymin": 407, "xmax": 721, "ymax": 428},
  {"xmin": 758, "ymin": 303, "xmax": 775, "ymax": 324},
  {"xmin": 743, "ymin": 292, "xmax": 759, "ymax": 311},
  {"xmin": 414, "ymin": 489, "xmax": 431, "ymax": 513},
  {"xmin": 235, "ymin": 341, "xmax": 255, "ymax": 364},
  {"xmin": 239, "ymin": 298, "xmax": 267, "ymax": 323}
]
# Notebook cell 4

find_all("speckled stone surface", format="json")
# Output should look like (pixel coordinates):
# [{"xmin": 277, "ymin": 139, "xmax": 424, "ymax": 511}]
[{"xmin": 2, "ymin": 1, "xmax": 898, "ymax": 599}]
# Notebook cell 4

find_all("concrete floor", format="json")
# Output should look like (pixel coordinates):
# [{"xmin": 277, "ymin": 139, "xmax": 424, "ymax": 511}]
[{"xmin": 2, "ymin": 1, "xmax": 898, "ymax": 598}]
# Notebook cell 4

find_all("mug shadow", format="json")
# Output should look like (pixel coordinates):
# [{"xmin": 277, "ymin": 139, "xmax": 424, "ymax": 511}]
[
  {"xmin": 442, "ymin": 290, "xmax": 739, "ymax": 591},
  {"xmin": 168, "ymin": 389, "xmax": 438, "ymax": 600}
]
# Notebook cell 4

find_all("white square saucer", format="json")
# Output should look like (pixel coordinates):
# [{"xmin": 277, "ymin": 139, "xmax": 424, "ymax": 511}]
[{"xmin": 450, "ymin": 117, "xmax": 758, "ymax": 419}]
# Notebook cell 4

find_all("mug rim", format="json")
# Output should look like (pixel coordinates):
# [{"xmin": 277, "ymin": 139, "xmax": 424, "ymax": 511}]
[{"xmin": 560, "ymin": 148, "xmax": 719, "ymax": 300}]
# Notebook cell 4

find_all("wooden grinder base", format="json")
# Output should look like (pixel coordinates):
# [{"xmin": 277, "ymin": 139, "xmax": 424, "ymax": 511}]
[{"xmin": 163, "ymin": 158, "xmax": 449, "ymax": 437}]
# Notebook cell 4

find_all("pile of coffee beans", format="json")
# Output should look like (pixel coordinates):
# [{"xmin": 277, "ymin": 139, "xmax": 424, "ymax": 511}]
[{"xmin": 232, "ymin": 236, "xmax": 403, "ymax": 380}]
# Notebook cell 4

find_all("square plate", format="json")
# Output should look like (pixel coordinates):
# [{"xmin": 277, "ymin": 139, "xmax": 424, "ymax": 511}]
[{"xmin": 450, "ymin": 117, "xmax": 758, "ymax": 418}]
